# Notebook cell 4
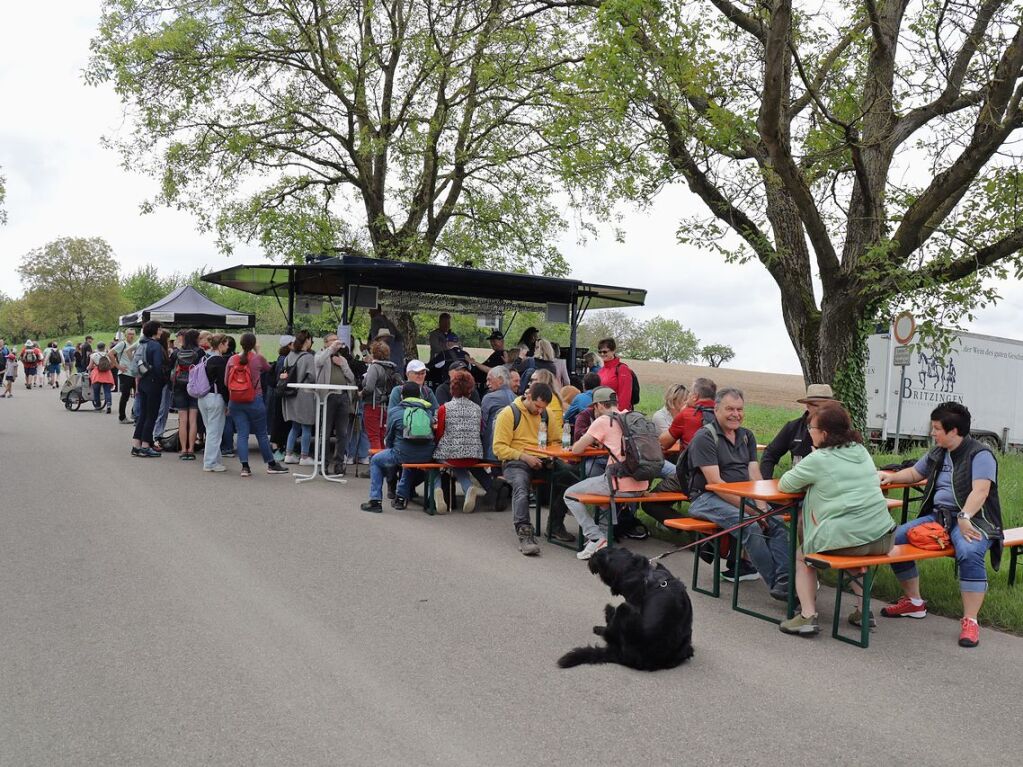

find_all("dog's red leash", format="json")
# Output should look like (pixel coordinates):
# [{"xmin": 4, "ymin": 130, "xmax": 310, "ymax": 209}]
[{"xmin": 649, "ymin": 505, "xmax": 789, "ymax": 563}]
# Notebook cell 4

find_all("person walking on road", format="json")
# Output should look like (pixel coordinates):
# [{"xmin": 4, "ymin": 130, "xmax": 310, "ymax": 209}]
[{"xmin": 88, "ymin": 342, "xmax": 116, "ymax": 413}]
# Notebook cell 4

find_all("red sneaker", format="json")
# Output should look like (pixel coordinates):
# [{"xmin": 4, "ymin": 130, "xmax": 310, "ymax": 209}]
[
  {"xmin": 880, "ymin": 596, "xmax": 927, "ymax": 619},
  {"xmin": 958, "ymin": 618, "xmax": 979, "ymax": 647}
]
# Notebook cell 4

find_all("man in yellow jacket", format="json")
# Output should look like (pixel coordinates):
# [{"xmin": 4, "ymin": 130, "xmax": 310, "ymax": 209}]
[{"xmin": 492, "ymin": 382, "xmax": 560, "ymax": 555}]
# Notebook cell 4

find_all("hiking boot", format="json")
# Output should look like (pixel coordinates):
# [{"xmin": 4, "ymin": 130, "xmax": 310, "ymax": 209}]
[
  {"xmin": 391, "ymin": 497, "xmax": 408, "ymax": 511},
  {"xmin": 240, "ymin": 466, "xmax": 252, "ymax": 478},
  {"xmin": 958, "ymin": 617, "xmax": 980, "ymax": 647},
  {"xmin": 517, "ymin": 524, "xmax": 540, "ymax": 556},
  {"xmin": 106, "ymin": 406, "xmax": 111, "ymax": 414},
  {"xmin": 361, "ymin": 500, "xmax": 383, "ymax": 513},
  {"xmin": 880, "ymin": 596, "xmax": 927, "ymax": 619},
  {"xmin": 722, "ymin": 561, "xmax": 760, "ymax": 582},
  {"xmin": 549, "ymin": 525, "xmax": 575, "ymax": 543},
  {"xmin": 433, "ymin": 485, "xmax": 449, "ymax": 514},
  {"xmin": 266, "ymin": 463, "xmax": 289, "ymax": 475},
  {"xmin": 779, "ymin": 613, "xmax": 820, "ymax": 636},
  {"xmin": 462, "ymin": 486, "xmax": 482, "ymax": 513},
  {"xmin": 577, "ymin": 538, "xmax": 607, "ymax": 560},
  {"xmin": 848, "ymin": 608, "xmax": 877, "ymax": 628}
]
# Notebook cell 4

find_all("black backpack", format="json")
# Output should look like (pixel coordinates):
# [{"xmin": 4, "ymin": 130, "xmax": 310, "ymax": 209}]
[
  {"xmin": 48, "ymin": 348, "xmax": 61, "ymax": 366},
  {"xmin": 174, "ymin": 347, "xmax": 200, "ymax": 387},
  {"xmin": 276, "ymin": 351, "xmax": 311, "ymax": 398},
  {"xmin": 607, "ymin": 411, "xmax": 663, "ymax": 482},
  {"xmin": 695, "ymin": 404, "xmax": 715, "ymax": 425},
  {"xmin": 676, "ymin": 423, "xmax": 754, "ymax": 496},
  {"xmin": 630, "ymin": 369, "xmax": 640, "ymax": 407}
]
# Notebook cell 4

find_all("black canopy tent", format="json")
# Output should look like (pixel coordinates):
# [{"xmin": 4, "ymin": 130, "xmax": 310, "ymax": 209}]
[
  {"xmin": 118, "ymin": 285, "xmax": 256, "ymax": 329},
  {"xmin": 200, "ymin": 255, "xmax": 646, "ymax": 368}
]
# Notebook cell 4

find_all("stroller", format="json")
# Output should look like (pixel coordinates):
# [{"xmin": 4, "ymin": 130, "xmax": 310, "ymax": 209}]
[{"xmin": 60, "ymin": 371, "xmax": 92, "ymax": 411}]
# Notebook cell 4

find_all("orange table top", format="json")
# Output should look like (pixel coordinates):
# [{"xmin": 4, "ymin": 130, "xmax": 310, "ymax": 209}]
[
  {"xmin": 523, "ymin": 445, "xmax": 607, "ymax": 461},
  {"xmin": 703, "ymin": 479, "xmax": 804, "ymax": 502},
  {"xmin": 879, "ymin": 475, "xmax": 927, "ymax": 490}
]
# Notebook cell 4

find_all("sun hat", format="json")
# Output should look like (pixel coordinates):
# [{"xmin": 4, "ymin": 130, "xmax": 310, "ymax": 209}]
[
  {"xmin": 278, "ymin": 334, "xmax": 296, "ymax": 347},
  {"xmin": 797, "ymin": 384, "xmax": 839, "ymax": 404},
  {"xmin": 406, "ymin": 359, "xmax": 427, "ymax": 374},
  {"xmin": 591, "ymin": 386, "xmax": 618, "ymax": 405},
  {"xmin": 375, "ymin": 327, "xmax": 393, "ymax": 339}
]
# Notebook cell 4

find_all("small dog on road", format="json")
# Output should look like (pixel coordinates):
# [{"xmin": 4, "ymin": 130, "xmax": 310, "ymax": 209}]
[{"xmin": 558, "ymin": 547, "xmax": 694, "ymax": 671}]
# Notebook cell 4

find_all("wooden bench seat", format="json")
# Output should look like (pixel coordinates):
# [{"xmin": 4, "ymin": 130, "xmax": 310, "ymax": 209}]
[{"xmin": 805, "ymin": 543, "xmax": 953, "ymax": 648}]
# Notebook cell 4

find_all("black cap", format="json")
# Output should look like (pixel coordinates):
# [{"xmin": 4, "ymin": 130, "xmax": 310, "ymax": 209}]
[
  {"xmin": 487, "ymin": 330, "xmax": 504, "ymax": 341},
  {"xmin": 449, "ymin": 360, "xmax": 469, "ymax": 371}
]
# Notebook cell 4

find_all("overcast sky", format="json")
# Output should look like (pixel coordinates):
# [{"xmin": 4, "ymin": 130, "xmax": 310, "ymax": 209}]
[{"xmin": 3, "ymin": 2, "xmax": 1022, "ymax": 375}]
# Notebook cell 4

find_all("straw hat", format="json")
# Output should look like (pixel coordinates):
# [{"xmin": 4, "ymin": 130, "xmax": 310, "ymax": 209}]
[{"xmin": 797, "ymin": 383, "xmax": 839, "ymax": 404}]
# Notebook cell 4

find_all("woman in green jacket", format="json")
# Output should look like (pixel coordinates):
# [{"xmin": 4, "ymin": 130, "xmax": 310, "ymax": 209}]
[{"xmin": 777, "ymin": 402, "xmax": 895, "ymax": 636}]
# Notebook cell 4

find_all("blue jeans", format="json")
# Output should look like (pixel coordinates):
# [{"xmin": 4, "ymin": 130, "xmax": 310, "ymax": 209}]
[
  {"xmin": 368, "ymin": 449, "xmax": 418, "ymax": 500},
  {"xmin": 92, "ymin": 382, "xmax": 112, "ymax": 409},
  {"xmin": 230, "ymin": 398, "xmax": 274, "ymax": 465},
  {"xmin": 452, "ymin": 467, "xmax": 493, "ymax": 494},
  {"xmin": 197, "ymin": 393, "xmax": 226, "ymax": 469},
  {"xmin": 688, "ymin": 491, "xmax": 790, "ymax": 588},
  {"xmin": 287, "ymin": 422, "xmax": 313, "ymax": 456},
  {"xmin": 153, "ymin": 385, "xmax": 172, "ymax": 437},
  {"xmin": 891, "ymin": 514, "xmax": 994, "ymax": 592}
]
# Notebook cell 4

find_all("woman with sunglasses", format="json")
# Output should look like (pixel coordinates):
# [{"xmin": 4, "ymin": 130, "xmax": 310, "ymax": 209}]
[
  {"xmin": 595, "ymin": 337, "xmax": 635, "ymax": 412},
  {"xmin": 776, "ymin": 401, "xmax": 896, "ymax": 637}
]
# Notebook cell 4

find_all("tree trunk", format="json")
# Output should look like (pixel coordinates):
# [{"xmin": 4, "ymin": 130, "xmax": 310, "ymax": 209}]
[{"xmin": 394, "ymin": 311, "xmax": 419, "ymax": 366}]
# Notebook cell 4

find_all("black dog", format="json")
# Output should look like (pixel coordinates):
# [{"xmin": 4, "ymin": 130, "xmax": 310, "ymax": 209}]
[{"xmin": 558, "ymin": 547, "xmax": 694, "ymax": 671}]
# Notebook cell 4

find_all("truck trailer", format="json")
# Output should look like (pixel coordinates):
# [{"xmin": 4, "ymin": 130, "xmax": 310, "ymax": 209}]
[{"xmin": 865, "ymin": 328, "xmax": 1023, "ymax": 451}]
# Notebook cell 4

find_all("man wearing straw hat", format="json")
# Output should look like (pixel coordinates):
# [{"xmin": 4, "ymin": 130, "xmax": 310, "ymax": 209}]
[{"xmin": 759, "ymin": 384, "xmax": 839, "ymax": 479}]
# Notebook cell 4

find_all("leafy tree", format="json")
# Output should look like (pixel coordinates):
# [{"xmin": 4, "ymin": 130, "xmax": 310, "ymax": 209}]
[
  {"xmin": 17, "ymin": 238, "xmax": 126, "ymax": 334},
  {"xmin": 577, "ymin": 309, "xmax": 641, "ymax": 356},
  {"xmin": 0, "ymin": 168, "xmax": 7, "ymax": 225},
  {"xmin": 556, "ymin": 0, "xmax": 1023, "ymax": 421},
  {"xmin": 88, "ymin": 0, "xmax": 579, "ymax": 274},
  {"xmin": 122, "ymin": 264, "xmax": 172, "ymax": 311},
  {"xmin": 632, "ymin": 315, "xmax": 699, "ymax": 363},
  {"xmin": 700, "ymin": 344, "xmax": 735, "ymax": 368},
  {"xmin": 0, "ymin": 296, "xmax": 46, "ymax": 342}
]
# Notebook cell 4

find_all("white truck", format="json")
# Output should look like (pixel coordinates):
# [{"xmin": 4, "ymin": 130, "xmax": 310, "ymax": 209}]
[{"xmin": 865, "ymin": 328, "xmax": 1023, "ymax": 451}]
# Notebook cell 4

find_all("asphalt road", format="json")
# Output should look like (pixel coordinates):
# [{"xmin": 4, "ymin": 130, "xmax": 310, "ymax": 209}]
[{"xmin": 1, "ymin": 385, "xmax": 1020, "ymax": 766}]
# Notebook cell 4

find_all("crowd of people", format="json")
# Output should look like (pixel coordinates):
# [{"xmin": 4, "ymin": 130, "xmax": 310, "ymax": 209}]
[{"xmin": 11, "ymin": 307, "xmax": 1003, "ymax": 649}]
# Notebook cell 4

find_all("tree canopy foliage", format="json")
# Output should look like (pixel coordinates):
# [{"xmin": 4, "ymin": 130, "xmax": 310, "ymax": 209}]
[
  {"xmin": 88, "ymin": 0, "xmax": 585, "ymax": 273},
  {"xmin": 700, "ymin": 343, "xmax": 735, "ymax": 368},
  {"xmin": 633, "ymin": 315, "xmax": 699, "ymax": 363},
  {"xmin": 17, "ymin": 238, "xmax": 126, "ymax": 335},
  {"xmin": 554, "ymin": 0, "xmax": 1023, "ymax": 418}
]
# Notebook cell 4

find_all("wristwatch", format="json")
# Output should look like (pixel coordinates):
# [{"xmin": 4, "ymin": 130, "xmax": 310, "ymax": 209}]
[{"xmin": 957, "ymin": 511, "xmax": 970, "ymax": 521}]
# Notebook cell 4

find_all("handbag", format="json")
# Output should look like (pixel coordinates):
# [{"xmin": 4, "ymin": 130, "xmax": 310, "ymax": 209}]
[{"xmin": 907, "ymin": 521, "xmax": 952, "ymax": 551}]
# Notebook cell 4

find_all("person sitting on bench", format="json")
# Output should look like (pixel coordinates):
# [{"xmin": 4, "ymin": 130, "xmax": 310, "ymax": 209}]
[
  {"xmin": 878, "ymin": 401, "xmax": 1003, "ymax": 648},
  {"xmin": 563, "ymin": 388, "xmax": 650, "ymax": 561},
  {"xmin": 776, "ymin": 402, "xmax": 896, "ymax": 637}
]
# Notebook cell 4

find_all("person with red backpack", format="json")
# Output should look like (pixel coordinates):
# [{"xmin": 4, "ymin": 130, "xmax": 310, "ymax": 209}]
[
  {"xmin": 595, "ymin": 337, "xmax": 636, "ymax": 412},
  {"xmin": 225, "ymin": 332, "xmax": 288, "ymax": 478},
  {"xmin": 169, "ymin": 329, "xmax": 203, "ymax": 461},
  {"xmin": 87, "ymin": 341, "xmax": 116, "ymax": 412}
]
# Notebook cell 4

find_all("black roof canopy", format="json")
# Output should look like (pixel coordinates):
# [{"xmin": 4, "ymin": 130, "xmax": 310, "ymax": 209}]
[
  {"xmin": 201, "ymin": 255, "xmax": 646, "ymax": 314},
  {"xmin": 119, "ymin": 285, "xmax": 256, "ymax": 329}
]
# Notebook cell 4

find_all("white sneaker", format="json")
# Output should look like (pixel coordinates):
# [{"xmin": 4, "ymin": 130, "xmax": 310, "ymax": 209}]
[
  {"xmin": 299, "ymin": 456, "xmax": 315, "ymax": 466},
  {"xmin": 433, "ymin": 485, "xmax": 449, "ymax": 514},
  {"xmin": 203, "ymin": 464, "xmax": 227, "ymax": 473},
  {"xmin": 284, "ymin": 453, "xmax": 300, "ymax": 464},
  {"xmin": 462, "ymin": 485, "xmax": 481, "ymax": 513},
  {"xmin": 576, "ymin": 538, "xmax": 608, "ymax": 561}
]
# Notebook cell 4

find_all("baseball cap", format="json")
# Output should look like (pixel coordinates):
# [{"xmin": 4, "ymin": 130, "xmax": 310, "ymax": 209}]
[
  {"xmin": 487, "ymin": 330, "xmax": 504, "ymax": 341},
  {"xmin": 591, "ymin": 386, "xmax": 617, "ymax": 405},
  {"xmin": 406, "ymin": 359, "xmax": 427, "ymax": 374},
  {"xmin": 449, "ymin": 360, "xmax": 469, "ymax": 372},
  {"xmin": 278, "ymin": 334, "xmax": 296, "ymax": 347}
]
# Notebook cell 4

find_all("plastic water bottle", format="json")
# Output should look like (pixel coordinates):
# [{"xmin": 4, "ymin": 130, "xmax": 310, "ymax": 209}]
[
  {"xmin": 562, "ymin": 422, "xmax": 572, "ymax": 449},
  {"xmin": 538, "ymin": 420, "xmax": 548, "ymax": 448}
]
